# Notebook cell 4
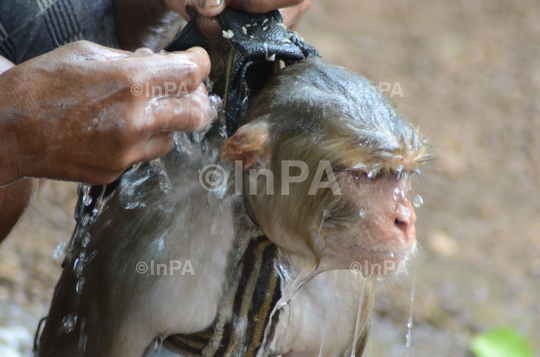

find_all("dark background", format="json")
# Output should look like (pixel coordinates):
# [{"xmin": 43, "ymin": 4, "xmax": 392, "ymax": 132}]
[{"xmin": 1, "ymin": 0, "xmax": 539, "ymax": 355}]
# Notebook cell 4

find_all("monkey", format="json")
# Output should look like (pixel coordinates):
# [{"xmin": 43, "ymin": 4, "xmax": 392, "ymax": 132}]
[{"xmin": 36, "ymin": 57, "xmax": 429, "ymax": 357}]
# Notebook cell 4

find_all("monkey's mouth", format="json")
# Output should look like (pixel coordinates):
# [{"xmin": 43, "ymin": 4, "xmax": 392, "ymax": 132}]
[{"xmin": 351, "ymin": 244, "xmax": 416, "ymax": 275}]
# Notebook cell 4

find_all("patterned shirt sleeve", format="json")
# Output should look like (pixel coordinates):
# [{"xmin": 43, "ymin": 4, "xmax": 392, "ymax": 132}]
[{"xmin": 0, "ymin": 0, "xmax": 119, "ymax": 64}]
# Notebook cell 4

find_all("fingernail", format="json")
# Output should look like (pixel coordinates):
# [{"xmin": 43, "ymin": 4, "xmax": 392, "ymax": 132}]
[{"xmin": 197, "ymin": 0, "xmax": 223, "ymax": 9}]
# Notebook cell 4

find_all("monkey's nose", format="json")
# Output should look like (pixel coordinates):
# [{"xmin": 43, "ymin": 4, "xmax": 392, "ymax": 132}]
[{"xmin": 394, "ymin": 201, "xmax": 417, "ymax": 242}]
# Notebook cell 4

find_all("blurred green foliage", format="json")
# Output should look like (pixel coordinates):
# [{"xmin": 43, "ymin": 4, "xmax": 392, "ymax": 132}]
[{"xmin": 470, "ymin": 327, "xmax": 535, "ymax": 357}]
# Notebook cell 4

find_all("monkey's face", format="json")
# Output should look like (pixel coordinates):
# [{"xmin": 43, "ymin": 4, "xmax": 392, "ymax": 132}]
[
  {"xmin": 220, "ymin": 57, "xmax": 430, "ymax": 276},
  {"xmin": 317, "ymin": 171, "xmax": 417, "ymax": 275},
  {"xmin": 220, "ymin": 121, "xmax": 423, "ymax": 276}
]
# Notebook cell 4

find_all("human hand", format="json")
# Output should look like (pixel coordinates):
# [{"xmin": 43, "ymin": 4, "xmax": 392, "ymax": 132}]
[
  {"xmin": 0, "ymin": 41, "xmax": 218, "ymax": 186},
  {"xmin": 164, "ymin": 0, "xmax": 311, "ymax": 38}
]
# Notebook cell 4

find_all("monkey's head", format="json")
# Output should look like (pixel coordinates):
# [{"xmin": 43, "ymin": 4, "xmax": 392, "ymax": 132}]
[{"xmin": 221, "ymin": 57, "xmax": 430, "ymax": 275}]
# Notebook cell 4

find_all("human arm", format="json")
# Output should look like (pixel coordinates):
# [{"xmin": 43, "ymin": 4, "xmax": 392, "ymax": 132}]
[
  {"xmin": 0, "ymin": 56, "xmax": 40, "ymax": 243},
  {"xmin": 0, "ymin": 42, "xmax": 215, "ymax": 187}
]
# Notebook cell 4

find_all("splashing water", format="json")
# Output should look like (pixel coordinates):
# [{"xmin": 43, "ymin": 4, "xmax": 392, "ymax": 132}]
[
  {"xmin": 150, "ymin": 159, "xmax": 172, "ymax": 194},
  {"xmin": 318, "ymin": 270, "xmax": 339, "ymax": 357},
  {"xmin": 59, "ymin": 314, "xmax": 77, "ymax": 335},
  {"xmin": 81, "ymin": 233, "xmax": 90, "ymax": 248},
  {"xmin": 92, "ymin": 186, "xmax": 106, "ymax": 217},
  {"xmin": 405, "ymin": 254, "xmax": 418, "ymax": 357},
  {"xmin": 84, "ymin": 250, "xmax": 98, "ymax": 266},
  {"xmin": 82, "ymin": 185, "xmax": 92, "ymax": 207},
  {"xmin": 351, "ymin": 275, "xmax": 371, "ymax": 357},
  {"xmin": 393, "ymin": 187, "xmax": 404, "ymax": 201},
  {"xmin": 76, "ymin": 278, "xmax": 85, "ymax": 294},
  {"xmin": 73, "ymin": 250, "xmax": 86, "ymax": 279},
  {"xmin": 78, "ymin": 318, "xmax": 87, "ymax": 352},
  {"xmin": 52, "ymin": 242, "xmax": 67, "ymax": 262},
  {"xmin": 81, "ymin": 214, "xmax": 91, "ymax": 226}
]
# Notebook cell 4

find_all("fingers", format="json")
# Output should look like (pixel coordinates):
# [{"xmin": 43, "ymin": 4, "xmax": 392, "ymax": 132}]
[
  {"xmin": 280, "ymin": 0, "xmax": 310, "ymax": 30},
  {"xmin": 150, "ymin": 84, "xmax": 221, "ymax": 132},
  {"xmin": 226, "ymin": 0, "xmax": 304, "ymax": 14},
  {"xmin": 179, "ymin": 0, "xmax": 309, "ymax": 39},
  {"xmin": 142, "ymin": 133, "xmax": 175, "ymax": 162},
  {"xmin": 169, "ymin": 0, "xmax": 307, "ymax": 18},
  {"xmin": 126, "ymin": 46, "xmax": 211, "ymax": 95},
  {"xmin": 197, "ymin": 15, "xmax": 224, "ymax": 39},
  {"xmin": 116, "ymin": 85, "xmax": 220, "ymax": 177},
  {"xmin": 187, "ymin": 0, "xmax": 227, "ymax": 18}
]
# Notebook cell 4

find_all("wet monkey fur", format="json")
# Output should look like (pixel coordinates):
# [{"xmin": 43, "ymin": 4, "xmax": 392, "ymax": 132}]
[
  {"xmin": 37, "ymin": 57, "xmax": 429, "ymax": 357},
  {"xmin": 223, "ymin": 57, "xmax": 428, "ymax": 277}
]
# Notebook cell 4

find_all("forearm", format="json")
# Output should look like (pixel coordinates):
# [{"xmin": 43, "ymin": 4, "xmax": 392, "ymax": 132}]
[
  {"xmin": 115, "ymin": 0, "xmax": 185, "ymax": 51},
  {"xmin": 0, "ymin": 57, "xmax": 25, "ymax": 186},
  {"xmin": 0, "ymin": 56, "xmax": 39, "ymax": 243}
]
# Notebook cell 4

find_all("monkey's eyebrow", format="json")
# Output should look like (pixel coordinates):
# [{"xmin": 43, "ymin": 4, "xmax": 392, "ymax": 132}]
[
  {"xmin": 332, "ymin": 169, "xmax": 371, "ymax": 177},
  {"xmin": 332, "ymin": 169, "xmax": 365, "ymax": 172}
]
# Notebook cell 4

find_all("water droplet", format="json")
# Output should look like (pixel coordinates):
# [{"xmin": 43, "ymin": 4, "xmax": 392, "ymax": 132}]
[
  {"xmin": 413, "ymin": 195, "xmax": 423, "ymax": 208},
  {"xmin": 78, "ymin": 318, "xmax": 87, "ymax": 351},
  {"xmin": 74, "ymin": 256, "xmax": 84, "ymax": 279},
  {"xmin": 76, "ymin": 278, "xmax": 85, "ymax": 294},
  {"xmin": 404, "ymin": 255, "xmax": 418, "ymax": 355},
  {"xmin": 94, "ymin": 186, "xmax": 106, "ymax": 215},
  {"xmin": 78, "ymin": 332, "xmax": 87, "ymax": 351},
  {"xmin": 125, "ymin": 202, "xmax": 139, "ymax": 210},
  {"xmin": 82, "ymin": 233, "xmax": 90, "ymax": 248},
  {"xmin": 150, "ymin": 159, "xmax": 172, "ymax": 193},
  {"xmin": 393, "ymin": 187, "xmax": 404, "ymax": 201},
  {"xmin": 52, "ymin": 242, "xmax": 67, "ymax": 262},
  {"xmin": 82, "ymin": 185, "xmax": 92, "ymax": 207},
  {"xmin": 376, "ymin": 275, "xmax": 387, "ymax": 282},
  {"xmin": 84, "ymin": 250, "xmax": 98, "ymax": 266},
  {"xmin": 358, "ymin": 209, "xmax": 365, "ymax": 218},
  {"xmin": 59, "ymin": 313, "xmax": 77, "ymax": 334},
  {"xmin": 81, "ymin": 214, "xmax": 91, "ymax": 226}
]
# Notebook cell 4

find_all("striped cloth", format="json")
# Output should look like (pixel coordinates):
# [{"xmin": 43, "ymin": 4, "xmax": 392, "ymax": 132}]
[
  {"xmin": 163, "ymin": 236, "xmax": 282, "ymax": 357},
  {"xmin": 0, "ymin": 0, "xmax": 119, "ymax": 64}
]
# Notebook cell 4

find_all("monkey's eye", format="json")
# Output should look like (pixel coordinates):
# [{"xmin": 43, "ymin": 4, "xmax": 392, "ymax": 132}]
[
  {"xmin": 350, "ymin": 170, "xmax": 370, "ymax": 182},
  {"xmin": 333, "ymin": 169, "xmax": 372, "ymax": 185}
]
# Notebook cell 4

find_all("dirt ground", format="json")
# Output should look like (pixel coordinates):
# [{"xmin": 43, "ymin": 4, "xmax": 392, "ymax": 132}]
[{"xmin": 1, "ymin": 0, "xmax": 539, "ymax": 356}]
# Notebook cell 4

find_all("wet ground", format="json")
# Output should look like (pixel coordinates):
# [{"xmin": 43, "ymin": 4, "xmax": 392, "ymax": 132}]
[{"xmin": 1, "ymin": 0, "xmax": 539, "ymax": 356}]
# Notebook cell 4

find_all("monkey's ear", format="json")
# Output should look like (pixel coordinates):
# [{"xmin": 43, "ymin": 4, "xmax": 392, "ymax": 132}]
[{"xmin": 220, "ymin": 123, "xmax": 270, "ymax": 171}]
